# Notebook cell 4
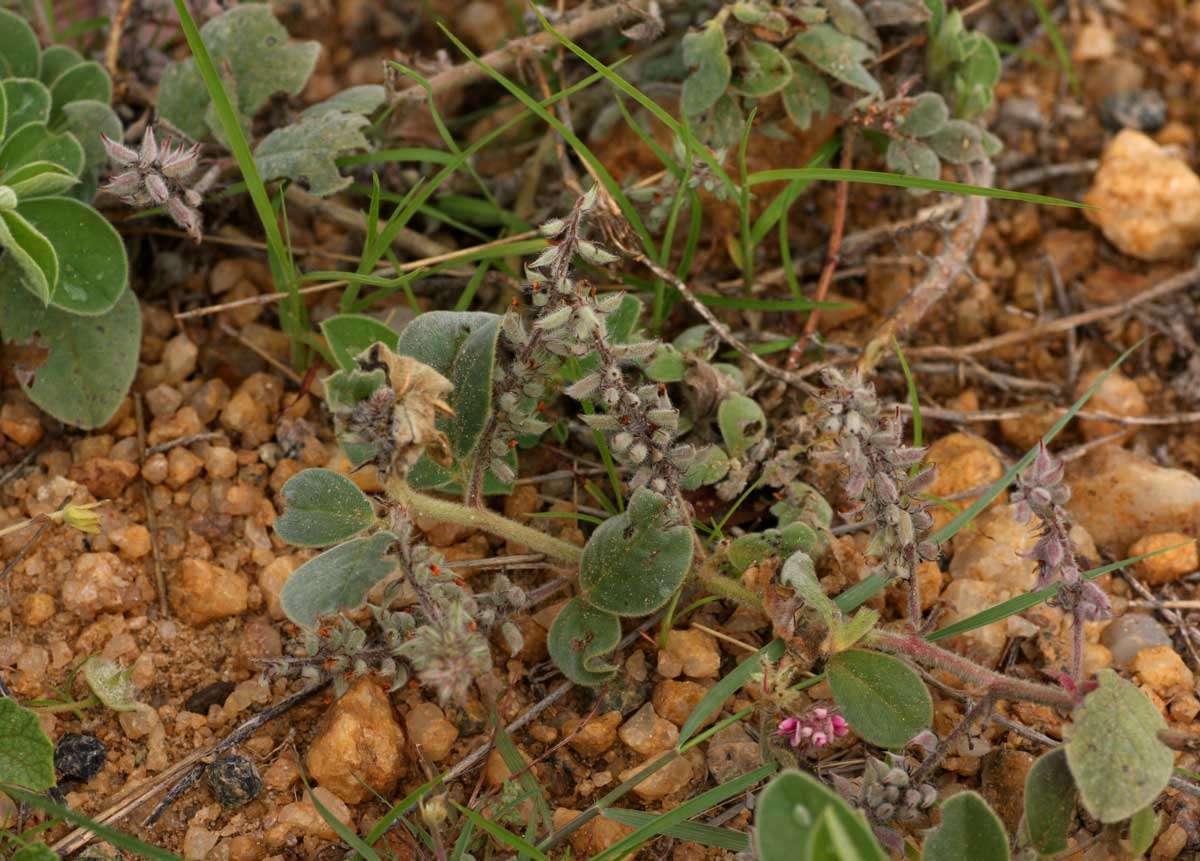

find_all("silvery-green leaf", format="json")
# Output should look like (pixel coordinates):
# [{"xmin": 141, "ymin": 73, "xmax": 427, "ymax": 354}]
[
  {"xmin": 897, "ymin": 92, "xmax": 948, "ymax": 137},
  {"xmin": 681, "ymin": 21, "xmax": 731, "ymax": 116},
  {"xmin": 824, "ymin": 0, "xmax": 881, "ymax": 50},
  {"xmin": 782, "ymin": 62, "xmax": 831, "ymax": 131},
  {"xmin": 0, "ymin": 8, "xmax": 40, "ymax": 78},
  {"xmin": 827, "ymin": 649, "xmax": 932, "ymax": 748},
  {"xmin": 927, "ymin": 119, "xmax": 985, "ymax": 164},
  {"xmin": 80, "ymin": 656, "xmax": 139, "ymax": 711},
  {"xmin": 38, "ymin": 45, "xmax": 84, "ymax": 86},
  {"xmin": 61, "ymin": 100, "xmax": 123, "ymax": 174},
  {"xmin": 0, "ymin": 698, "xmax": 54, "ymax": 790},
  {"xmin": 254, "ymin": 110, "xmax": 372, "ymax": 196},
  {"xmin": 48, "ymin": 62, "xmax": 111, "ymax": 120},
  {"xmin": 281, "ymin": 532, "xmax": 398, "ymax": 627},
  {"xmin": 3, "ymin": 78, "xmax": 51, "ymax": 130},
  {"xmin": 547, "ymin": 597, "xmax": 621, "ymax": 686},
  {"xmin": 923, "ymin": 791, "xmax": 1009, "ymax": 861},
  {"xmin": 300, "ymin": 84, "xmax": 386, "ymax": 119},
  {"xmin": 0, "ymin": 206, "xmax": 57, "ymax": 303},
  {"xmin": 886, "ymin": 138, "xmax": 940, "ymax": 183},
  {"xmin": 732, "ymin": 40, "xmax": 792, "ymax": 98},
  {"xmin": 1023, "ymin": 748, "xmax": 1075, "ymax": 855},
  {"xmin": 789, "ymin": 24, "xmax": 880, "ymax": 95},
  {"xmin": 274, "ymin": 468, "xmax": 376, "ymax": 547}
]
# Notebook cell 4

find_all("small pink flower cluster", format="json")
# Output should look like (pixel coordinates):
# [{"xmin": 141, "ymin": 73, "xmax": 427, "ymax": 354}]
[{"xmin": 777, "ymin": 706, "xmax": 849, "ymax": 749}]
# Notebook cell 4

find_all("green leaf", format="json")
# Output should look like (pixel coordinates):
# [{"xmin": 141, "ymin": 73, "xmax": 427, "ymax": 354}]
[
  {"xmin": 926, "ymin": 119, "xmax": 985, "ymax": 164},
  {"xmin": 280, "ymin": 531, "xmax": 398, "ymax": 627},
  {"xmin": 38, "ymin": 45, "xmax": 85, "ymax": 86},
  {"xmin": 396, "ymin": 310, "xmax": 501, "ymax": 463},
  {"xmin": 254, "ymin": 110, "xmax": 373, "ymax": 196},
  {"xmin": 0, "ymin": 284, "xmax": 140, "ymax": 428},
  {"xmin": 826, "ymin": 649, "xmax": 932, "ymax": 748},
  {"xmin": 727, "ymin": 523, "xmax": 821, "ymax": 574},
  {"xmin": 681, "ymin": 639, "xmax": 785, "ymax": 745},
  {"xmin": 0, "ymin": 77, "xmax": 6, "ymax": 140},
  {"xmin": 60, "ymin": 100, "xmax": 123, "ymax": 174},
  {"xmin": 781, "ymin": 62, "xmax": 831, "ymax": 131},
  {"xmin": 717, "ymin": 393, "xmax": 765, "ymax": 458},
  {"xmin": 156, "ymin": 59, "xmax": 211, "ymax": 140},
  {"xmin": 1065, "ymin": 669, "xmax": 1173, "ymax": 823},
  {"xmin": 5, "ymin": 160, "xmax": 78, "ymax": 198},
  {"xmin": 681, "ymin": 444, "xmax": 730, "ymax": 490},
  {"xmin": 0, "ymin": 122, "xmax": 84, "ymax": 177},
  {"xmin": 0, "ymin": 206, "xmax": 58, "ymax": 303},
  {"xmin": 886, "ymin": 138, "xmax": 940, "ymax": 183},
  {"xmin": 645, "ymin": 345, "xmax": 687, "ymax": 382},
  {"xmin": 48, "ymin": 62, "xmax": 112, "ymax": 119},
  {"xmin": 454, "ymin": 802, "xmax": 551, "ymax": 861},
  {"xmin": 602, "ymin": 808, "xmax": 750, "ymax": 852},
  {"xmin": 0, "ymin": 698, "xmax": 54, "ymax": 790},
  {"xmin": 1128, "ymin": 805, "xmax": 1161, "ymax": 857},
  {"xmin": 300, "ymin": 84, "xmax": 386, "ymax": 118},
  {"xmin": 1023, "ymin": 748, "xmax": 1076, "ymax": 855},
  {"xmin": 321, "ymin": 314, "xmax": 399, "ymax": 372},
  {"xmin": 11, "ymin": 843, "xmax": 58, "ymax": 861},
  {"xmin": 771, "ymin": 481, "xmax": 834, "ymax": 531},
  {"xmin": 547, "ymin": 596, "xmax": 621, "ymax": 686},
  {"xmin": 579, "ymin": 487, "xmax": 694, "ymax": 616},
  {"xmin": 682, "ymin": 21, "xmax": 731, "ymax": 116},
  {"xmin": 0, "ymin": 8, "xmax": 40, "ymax": 78},
  {"xmin": 3, "ymin": 78, "xmax": 52, "ymax": 130},
  {"xmin": 732, "ymin": 40, "xmax": 792, "ymax": 98},
  {"xmin": 80, "ymin": 655, "xmax": 139, "ymax": 711},
  {"xmin": 203, "ymin": 5, "xmax": 320, "ymax": 115},
  {"xmin": 754, "ymin": 769, "xmax": 886, "ymax": 861},
  {"xmin": 15, "ymin": 196, "xmax": 127, "ymax": 314},
  {"xmin": 831, "ymin": 607, "xmax": 880, "ymax": 652},
  {"xmin": 789, "ymin": 25, "xmax": 880, "ymax": 94},
  {"xmin": 923, "ymin": 791, "xmax": 1010, "ymax": 861},
  {"xmin": 275, "ymin": 468, "xmax": 376, "ymax": 547},
  {"xmin": 825, "ymin": 0, "xmax": 880, "ymax": 50},
  {"xmin": 898, "ymin": 91, "xmax": 948, "ymax": 136},
  {"xmin": 780, "ymin": 550, "xmax": 837, "ymax": 628}
]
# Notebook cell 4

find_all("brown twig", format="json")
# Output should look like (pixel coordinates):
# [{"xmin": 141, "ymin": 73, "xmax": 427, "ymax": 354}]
[
  {"xmin": 133, "ymin": 395, "xmax": 170, "ymax": 617},
  {"xmin": 284, "ymin": 186, "xmax": 452, "ymax": 260},
  {"xmin": 788, "ymin": 132, "xmax": 853, "ymax": 369},
  {"xmin": 859, "ymin": 159, "xmax": 995, "ymax": 373},
  {"xmin": 146, "ymin": 431, "xmax": 224, "ymax": 456},
  {"xmin": 391, "ymin": 0, "xmax": 671, "ymax": 104},
  {"xmin": 104, "ymin": 0, "xmax": 136, "ymax": 88},
  {"xmin": 894, "ymin": 402, "xmax": 1200, "ymax": 427}
]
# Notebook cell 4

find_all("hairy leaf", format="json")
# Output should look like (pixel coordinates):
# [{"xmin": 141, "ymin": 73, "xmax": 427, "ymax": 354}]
[
  {"xmin": 732, "ymin": 40, "xmax": 792, "ymax": 98},
  {"xmin": 923, "ymin": 791, "xmax": 1009, "ymax": 861},
  {"xmin": 885, "ymin": 138, "xmax": 939, "ymax": 183},
  {"xmin": 0, "ymin": 285, "xmax": 140, "ymax": 429},
  {"xmin": 3, "ymin": 78, "xmax": 51, "ymax": 130},
  {"xmin": 1128, "ymin": 805, "xmax": 1161, "ymax": 857},
  {"xmin": 0, "ymin": 698, "xmax": 55, "ymax": 790},
  {"xmin": 275, "ymin": 468, "xmax": 376, "ymax": 547},
  {"xmin": 254, "ymin": 110, "xmax": 373, "ymax": 196},
  {"xmin": 547, "ymin": 597, "xmax": 621, "ymax": 686},
  {"xmin": 718, "ymin": 392, "xmax": 765, "ymax": 457},
  {"xmin": 281, "ymin": 532, "xmax": 398, "ymax": 627},
  {"xmin": 579, "ymin": 488, "xmax": 693, "ymax": 616},
  {"xmin": 1023, "ymin": 748, "xmax": 1076, "ymax": 855},
  {"xmin": 300, "ymin": 84, "xmax": 386, "ymax": 118},
  {"xmin": 80, "ymin": 656, "xmax": 139, "ymax": 711},
  {"xmin": 1065, "ymin": 669, "xmax": 1173, "ymax": 823},
  {"xmin": 897, "ymin": 91, "xmax": 948, "ymax": 137},
  {"xmin": 789, "ymin": 24, "xmax": 880, "ymax": 94},
  {"xmin": 682, "ymin": 21, "xmax": 731, "ymax": 116},
  {"xmin": 321, "ymin": 314, "xmax": 400, "ymax": 372},
  {"xmin": 61, "ymin": 100, "xmax": 123, "ymax": 174},
  {"xmin": 781, "ymin": 62, "xmax": 831, "ymax": 131},
  {"xmin": 754, "ymin": 769, "xmax": 886, "ymax": 861},
  {"xmin": 4, "ymin": 160, "xmax": 79, "ymax": 199},
  {"xmin": 727, "ymin": 522, "xmax": 821, "ymax": 573},
  {"xmin": 0, "ymin": 122, "xmax": 85, "ymax": 177},
  {"xmin": 38, "ymin": 45, "xmax": 84, "ymax": 86},
  {"xmin": 826, "ymin": 649, "xmax": 932, "ymax": 748},
  {"xmin": 48, "ymin": 61, "xmax": 111, "ymax": 119},
  {"xmin": 0, "ymin": 207, "xmax": 58, "ymax": 304},
  {"xmin": 927, "ymin": 118, "xmax": 985, "ymax": 164},
  {"xmin": 0, "ymin": 8, "xmax": 40, "ymax": 78}
]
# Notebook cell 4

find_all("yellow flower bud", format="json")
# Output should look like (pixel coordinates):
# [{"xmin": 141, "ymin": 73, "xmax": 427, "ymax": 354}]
[{"xmin": 61, "ymin": 504, "xmax": 102, "ymax": 535}]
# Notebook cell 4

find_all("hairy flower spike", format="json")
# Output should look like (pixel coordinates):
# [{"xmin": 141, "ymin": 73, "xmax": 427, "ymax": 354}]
[{"xmin": 101, "ymin": 126, "xmax": 216, "ymax": 242}]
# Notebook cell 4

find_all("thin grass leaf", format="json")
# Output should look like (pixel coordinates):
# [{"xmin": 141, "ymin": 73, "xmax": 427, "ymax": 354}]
[
  {"xmin": 679, "ymin": 639, "xmax": 784, "ymax": 745},
  {"xmin": 592, "ymin": 764, "xmax": 777, "ymax": 861},
  {"xmin": 454, "ymin": 802, "xmax": 552, "ymax": 861},
  {"xmin": 307, "ymin": 783, "xmax": 382, "ymax": 861},
  {"xmin": 748, "ymin": 167, "xmax": 1086, "ymax": 208},
  {"xmin": 363, "ymin": 775, "xmax": 444, "ymax": 844},
  {"xmin": 340, "ymin": 147, "xmax": 459, "ymax": 167},
  {"xmin": 751, "ymin": 135, "xmax": 840, "ymax": 244},
  {"xmin": 737, "ymin": 109, "xmax": 756, "ymax": 289},
  {"xmin": 894, "ymin": 338, "xmax": 922, "ymax": 448},
  {"xmin": 602, "ymin": 809, "xmax": 752, "ymax": 851},
  {"xmin": 1029, "ymin": 0, "xmax": 1078, "ymax": 95},
  {"xmin": 494, "ymin": 712, "xmax": 552, "ymax": 830},
  {"xmin": 450, "ymin": 816, "xmax": 476, "ymax": 861},
  {"xmin": 438, "ymin": 26, "xmax": 657, "ymax": 258},
  {"xmin": 3, "ymin": 785, "xmax": 183, "ymax": 861},
  {"xmin": 929, "ymin": 542, "xmax": 1194, "ymax": 642},
  {"xmin": 696, "ymin": 294, "xmax": 845, "ymax": 311}
]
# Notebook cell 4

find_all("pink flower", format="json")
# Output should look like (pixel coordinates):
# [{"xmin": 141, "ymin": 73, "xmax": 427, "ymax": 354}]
[{"xmin": 777, "ymin": 706, "xmax": 850, "ymax": 750}]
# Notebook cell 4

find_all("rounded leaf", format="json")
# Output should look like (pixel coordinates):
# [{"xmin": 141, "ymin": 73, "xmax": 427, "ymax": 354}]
[
  {"xmin": 681, "ymin": 22, "xmax": 731, "ymax": 116},
  {"xmin": 321, "ymin": 313, "xmax": 400, "ymax": 372},
  {"xmin": 789, "ymin": 24, "xmax": 880, "ymax": 94},
  {"xmin": 38, "ymin": 44, "xmax": 85, "ymax": 86},
  {"xmin": 0, "ymin": 122, "xmax": 85, "ymax": 177},
  {"xmin": 5, "ymin": 160, "xmax": 79, "ymax": 199},
  {"xmin": 60, "ymin": 100, "xmax": 123, "ymax": 174},
  {"xmin": 280, "ymin": 531, "xmax": 398, "ymax": 628},
  {"xmin": 16, "ymin": 196, "xmax": 127, "ymax": 314},
  {"xmin": 4, "ymin": 78, "xmax": 52, "ymax": 130},
  {"xmin": 897, "ymin": 92, "xmax": 948, "ymax": 137},
  {"xmin": 157, "ymin": 58, "xmax": 211, "ymax": 141},
  {"xmin": 886, "ymin": 138, "xmax": 939, "ymax": 181},
  {"xmin": 1023, "ymin": 748, "xmax": 1076, "ymax": 855},
  {"xmin": 0, "ymin": 8, "xmax": 40, "ymax": 78},
  {"xmin": 547, "ymin": 597, "xmax": 621, "ymax": 687},
  {"xmin": 927, "ymin": 119, "xmax": 985, "ymax": 164},
  {"xmin": 275, "ymin": 467, "xmax": 376, "ymax": 547},
  {"xmin": 1065, "ymin": 669, "xmax": 1173, "ymax": 823},
  {"xmin": 0, "ymin": 698, "xmax": 54, "ymax": 791},
  {"xmin": 579, "ymin": 488, "xmax": 694, "ymax": 616},
  {"xmin": 732, "ymin": 40, "xmax": 792, "ymax": 98},
  {"xmin": 754, "ymin": 769, "xmax": 886, "ymax": 861},
  {"xmin": 0, "ymin": 207, "xmax": 58, "ymax": 304},
  {"xmin": 48, "ymin": 62, "xmax": 112, "ymax": 118},
  {"xmin": 80, "ymin": 655, "xmax": 139, "ymax": 712},
  {"xmin": 782, "ymin": 62, "xmax": 831, "ymax": 131},
  {"xmin": 718, "ymin": 392, "xmax": 765, "ymax": 458},
  {"xmin": 727, "ymin": 522, "xmax": 820, "ymax": 573},
  {"xmin": 826, "ymin": 649, "xmax": 932, "ymax": 748},
  {"xmin": 0, "ymin": 285, "xmax": 140, "ymax": 428},
  {"xmin": 923, "ymin": 791, "xmax": 1010, "ymax": 861}
]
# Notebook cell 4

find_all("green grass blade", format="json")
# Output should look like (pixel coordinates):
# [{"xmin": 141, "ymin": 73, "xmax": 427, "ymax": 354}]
[
  {"xmin": 679, "ymin": 639, "xmax": 784, "ymax": 745},
  {"xmin": 454, "ymin": 803, "xmax": 552, "ymax": 861},
  {"xmin": 748, "ymin": 167, "xmax": 1085, "ymax": 208},
  {"xmin": 696, "ymin": 294, "xmax": 846, "ymax": 312},
  {"xmin": 601, "ymin": 808, "xmax": 752, "ymax": 851},
  {"xmin": 933, "ymin": 342, "xmax": 1140, "ymax": 545},
  {"xmin": 438, "ymin": 25, "xmax": 658, "ymax": 258},
  {"xmin": 1029, "ymin": 0, "xmax": 1078, "ymax": 95},
  {"xmin": 307, "ymin": 784, "xmax": 383, "ymax": 861},
  {"xmin": 363, "ymin": 775, "xmax": 444, "ymax": 844},
  {"xmin": 494, "ymin": 711, "xmax": 552, "ymax": 830},
  {"xmin": 894, "ymin": 338, "xmax": 921, "ymax": 448},
  {"xmin": 340, "ymin": 148, "xmax": 460, "ymax": 167},
  {"xmin": 592, "ymin": 764, "xmax": 777, "ymax": 861},
  {"xmin": 751, "ymin": 136, "xmax": 840, "ymax": 245},
  {"xmin": 929, "ymin": 542, "xmax": 1194, "ymax": 642},
  {"xmin": 4, "ymin": 785, "xmax": 183, "ymax": 861}
]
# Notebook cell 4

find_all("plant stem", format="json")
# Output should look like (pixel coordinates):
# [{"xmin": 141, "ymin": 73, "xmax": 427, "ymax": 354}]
[
  {"xmin": 909, "ymin": 692, "xmax": 995, "ymax": 785},
  {"xmin": 907, "ymin": 576, "xmax": 922, "ymax": 635},
  {"xmin": 867, "ymin": 629, "xmax": 1074, "ymax": 709},
  {"xmin": 1070, "ymin": 605, "xmax": 1084, "ymax": 687},
  {"xmin": 691, "ymin": 553, "xmax": 760, "ymax": 608},
  {"xmin": 387, "ymin": 478, "xmax": 583, "ymax": 565}
]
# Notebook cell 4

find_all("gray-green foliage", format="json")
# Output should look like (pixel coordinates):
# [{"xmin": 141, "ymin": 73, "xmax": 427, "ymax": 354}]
[
  {"xmin": 157, "ymin": 4, "xmax": 384, "ymax": 196},
  {"xmin": 0, "ymin": 9, "xmax": 134, "ymax": 428},
  {"xmin": 754, "ymin": 769, "xmax": 886, "ymax": 861},
  {"xmin": 925, "ymin": 0, "xmax": 1001, "ymax": 119},
  {"xmin": 923, "ymin": 791, "xmax": 1010, "ymax": 861}
]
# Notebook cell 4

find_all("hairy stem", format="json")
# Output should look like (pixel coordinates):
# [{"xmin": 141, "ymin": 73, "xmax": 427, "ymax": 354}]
[
  {"xmin": 909, "ymin": 692, "xmax": 995, "ymax": 785},
  {"xmin": 907, "ymin": 577, "xmax": 922, "ymax": 635},
  {"xmin": 868, "ymin": 629, "xmax": 1075, "ymax": 709},
  {"xmin": 691, "ymin": 552, "xmax": 761, "ymax": 608},
  {"xmin": 1070, "ymin": 605, "xmax": 1084, "ymax": 687},
  {"xmin": 387, "ymin": 477, "xmax": 583, "ymax": 565}
]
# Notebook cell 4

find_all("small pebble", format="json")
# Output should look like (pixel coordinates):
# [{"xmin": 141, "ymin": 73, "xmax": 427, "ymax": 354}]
[
  {"xmin": 1101, "ymin": 89, "xmax": 1167, "ymax": 133},
  {"xmin": 205, "ymin": 754, "xmax": 263, "ymax": 807}
]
